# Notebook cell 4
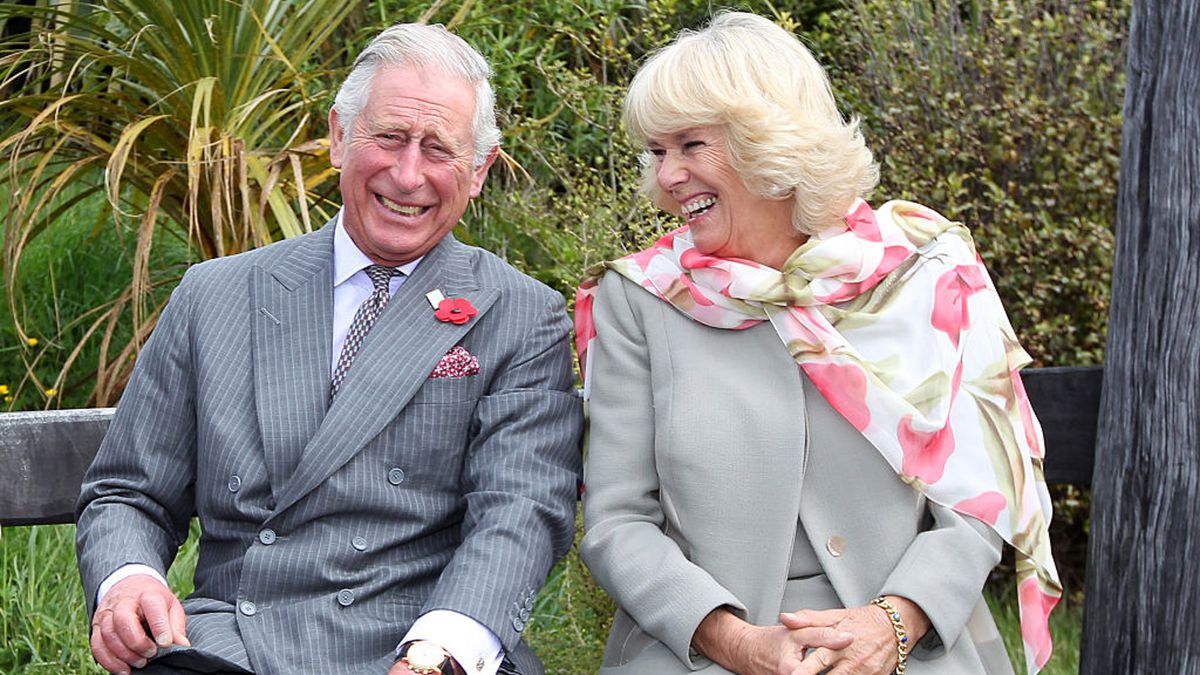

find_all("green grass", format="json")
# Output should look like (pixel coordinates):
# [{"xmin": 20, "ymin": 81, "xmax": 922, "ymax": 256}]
[
  {"xmin": 987, "ymin": 581, "xmax": 1083, "ymax": 675},
  {"xmin": 1, "ymin": 522, "xmax": 1080, "ymax": 675},
  {"xmin": 1, "ymin": 179, "xmax": 129, "ymax": 411},
  {"xmin": 0, "ymin": 177, "xmax": 193, "ymax": 412}
]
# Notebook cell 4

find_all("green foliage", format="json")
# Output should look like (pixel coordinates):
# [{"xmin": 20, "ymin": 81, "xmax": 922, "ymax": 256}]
[
  {"xmin": 1, "ymin": 0, "xmax": 357, "ymax": 405},
  {"xmin": 817, "ymin": 0, "xmax": 1125, "ymax": 366},
  {"xmin": 525, "ymin": 514, "xmax": 616, "ymax": 673}
]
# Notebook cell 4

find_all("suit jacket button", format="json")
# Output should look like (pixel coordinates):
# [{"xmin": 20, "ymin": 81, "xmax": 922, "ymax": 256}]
[
  {"xmin": 258, "ymin": 528, "xmax": 276, "ymax": 545},
  {"xmin": 352, "ymin": 536, "xmax": 368, "ymax": 551},
  {"xmin": 825, "ymin": 535, "xmax": 848, "ymax": 557},
  {"xmin": 227, "ymin": 475, "xmax": 242, "ymax": 493},
  {"xmin": 239, "ymin": 601, "xmax": 257, "ymax": 616},
  {"xmin": 337, "ymin": 589, "xmax": 355, "ymax": 607},
  {"xmin": 511, "ymin": 616, "xmax": 525, "ymax": 632},
  {"xmin": 388, "ymin": 468, "xmax": 405, "ymax": 485}
]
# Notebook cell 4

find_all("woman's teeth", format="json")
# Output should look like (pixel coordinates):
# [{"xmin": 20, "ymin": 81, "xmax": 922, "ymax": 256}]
[{"xmin": 682, "ymin": 196, "xmax": 716, "ymax": 217}]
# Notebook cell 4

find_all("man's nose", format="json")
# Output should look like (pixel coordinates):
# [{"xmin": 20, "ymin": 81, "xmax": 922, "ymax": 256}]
[{"xmin": 391, "ymin": 143, "xmax": 425, "ymax": 191}]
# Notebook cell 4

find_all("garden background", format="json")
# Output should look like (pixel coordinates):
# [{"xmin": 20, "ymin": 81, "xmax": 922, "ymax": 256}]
[{"xmin": 1, "ymin": 0, "xmax": 1124, "ymax": 672}]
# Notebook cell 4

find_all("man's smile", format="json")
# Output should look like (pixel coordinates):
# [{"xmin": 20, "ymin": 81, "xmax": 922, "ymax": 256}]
[{"xmin": 377, "ymin": 194, "xmax": 428, "ymax": 217}]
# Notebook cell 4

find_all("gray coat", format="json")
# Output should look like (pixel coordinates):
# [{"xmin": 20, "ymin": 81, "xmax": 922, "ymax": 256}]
[
  {"xmin": 580, "ymin": 273, "xmax": 1013, "ymax": 674},
  {"xmin": 76, "ymin": 223, "xmax": 583, "ymax": 675}
]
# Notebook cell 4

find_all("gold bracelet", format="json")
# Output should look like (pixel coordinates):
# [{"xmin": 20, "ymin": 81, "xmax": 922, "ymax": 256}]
[{"xmin": 871, "ymin": 596, "xmax": 909, "ymax": 675}]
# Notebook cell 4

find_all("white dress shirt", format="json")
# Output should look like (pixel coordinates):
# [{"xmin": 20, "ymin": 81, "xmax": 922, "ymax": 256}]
[{"xmin": 100, "ymin": 212, "xmax": 504, "ymax": 675}]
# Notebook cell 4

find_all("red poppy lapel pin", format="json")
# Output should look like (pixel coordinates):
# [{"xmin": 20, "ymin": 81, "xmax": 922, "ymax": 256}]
[{"xmin": 426, "ymin": 289, "xmax": 477, "ymax": 325}]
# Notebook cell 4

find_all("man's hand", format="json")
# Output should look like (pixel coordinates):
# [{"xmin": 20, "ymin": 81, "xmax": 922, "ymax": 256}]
[
  {"xmin": 387, "ymin": 658, "xmax": 460, "ymax": 675},
  {"xmin": 90, "ymin": 574, "xmax": 189, "ymax": 675},
  {"xmin": 387, "ymin": 644, "xmax": 464, "ymax": 675}
]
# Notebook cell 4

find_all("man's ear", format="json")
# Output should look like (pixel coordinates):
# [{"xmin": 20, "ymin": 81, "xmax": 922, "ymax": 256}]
[
  {"xmin": 329, "ymin": 109, "xmax": 345, "ymax": 169},
  {"xmin": 469, "ymin": 146, "xmax": 500, "ymax": 197}
]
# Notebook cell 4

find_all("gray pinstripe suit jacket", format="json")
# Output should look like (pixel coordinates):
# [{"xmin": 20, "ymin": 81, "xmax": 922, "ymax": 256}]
[{"xmin": 76, "ymin": 222, "xmax": 584, "ymax": 675}]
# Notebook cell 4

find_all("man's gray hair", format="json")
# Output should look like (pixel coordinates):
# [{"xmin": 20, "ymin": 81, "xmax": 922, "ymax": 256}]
[{"xmin": 332, "ymin": 23, "xmax": 501, "ymax": 168}]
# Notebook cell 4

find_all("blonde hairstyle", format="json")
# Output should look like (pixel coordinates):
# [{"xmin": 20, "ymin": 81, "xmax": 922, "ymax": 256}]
[{"xmin": 623, "ymin": 11, "xmax": 878, "ymax": 234}]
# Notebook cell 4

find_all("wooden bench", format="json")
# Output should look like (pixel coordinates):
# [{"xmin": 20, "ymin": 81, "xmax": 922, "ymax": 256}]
[{"xmin": 0, "ymin": 366, "xmax": 1102, "ymax": 527}]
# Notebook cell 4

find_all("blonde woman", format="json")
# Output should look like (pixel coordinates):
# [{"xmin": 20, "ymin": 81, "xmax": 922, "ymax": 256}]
[{"xmin": 576, "ymin": 12, "xmax": 1059, "ymax": 675}]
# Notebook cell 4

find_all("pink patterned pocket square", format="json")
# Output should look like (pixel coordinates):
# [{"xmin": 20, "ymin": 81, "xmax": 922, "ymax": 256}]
[{"xmin": 430, "ymin": 345, "xmax": 480, "ymax": 379}]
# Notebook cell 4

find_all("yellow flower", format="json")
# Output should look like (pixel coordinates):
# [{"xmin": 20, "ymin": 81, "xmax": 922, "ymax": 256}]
[
  {"xmin": 0, "ymin": 384, "xmax": 8, "ymax": 395},
  {"xmin": 44, "ymin": 388, "xmax": 57, "ymax": 397},
  {"xmin": 3, "ymin": 395, "xmax": 12, "ymax": 403},
  {"xmin": 26, "ymin": 337, "xmax": 38, "ymax": 347}
]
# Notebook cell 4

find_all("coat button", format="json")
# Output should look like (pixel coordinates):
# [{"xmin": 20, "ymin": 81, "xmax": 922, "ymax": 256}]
[
  {"xmin": 352, "ymin": 536, "xmax": 368, "ymax": 551},
  {"xmin": 387, "ymin": 468, "xmax": 405, "ymax": 485},
  {"xmin": 511, "ymin": 616, "xmax": 525, "ymax": 632},
  {"xmin": 337, "ymin": 589, "xmax": 355, "ymax": 607},
  {"xmin": 239, "ymin": 600, "xmax": 257, "ymax": 616},
  {"xmin": 228, "ymin": 475, "xmax": 242, "ymax": 493},
  {"xmin": 825, "ymin": 535, "xmax": 848, "ymax": 557},
  {"xmin": 258, "ymin": 528, "xmax": 276, "ymax": 545}
]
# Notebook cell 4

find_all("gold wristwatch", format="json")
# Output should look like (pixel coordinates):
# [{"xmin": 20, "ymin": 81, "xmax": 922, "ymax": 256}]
[{"xmin": 399, "ymin": 640, "xmax": 457, "ymax": 675}]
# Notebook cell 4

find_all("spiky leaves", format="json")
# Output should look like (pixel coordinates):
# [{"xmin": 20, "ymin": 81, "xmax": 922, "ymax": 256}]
[{"xmin": 1, "ymin": 0, "xmax": 355, "ymax": 404}]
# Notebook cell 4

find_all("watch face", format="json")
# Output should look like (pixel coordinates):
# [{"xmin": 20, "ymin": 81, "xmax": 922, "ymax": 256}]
[{"xmin": 406, "ymin": 641, "xmax": 446, "ymax": 669}]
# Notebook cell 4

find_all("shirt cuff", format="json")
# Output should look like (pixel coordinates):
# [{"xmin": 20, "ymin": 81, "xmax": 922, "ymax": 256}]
[
  {"xmin": 397, "ymin": 610, "xmax": 504, "ymax": 675},
  {"xmin": 97, "ymin": 564, "xmax": 169, "ymax": 605}
]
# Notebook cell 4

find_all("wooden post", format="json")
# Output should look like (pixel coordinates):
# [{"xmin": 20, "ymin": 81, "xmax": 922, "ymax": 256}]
[{"xmin": 1081, "ymin": 0, "xmax": 1200, "ymax": 670}]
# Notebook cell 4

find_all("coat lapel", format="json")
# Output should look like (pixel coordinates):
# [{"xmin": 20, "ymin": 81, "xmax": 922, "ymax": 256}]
[
  {"xmin": 268, "ymin": 235, "xmax": 499, "ymax": 518},
  {"xmin": 251, "ymin": 224, "xmax": 335, "ymax": 492}
]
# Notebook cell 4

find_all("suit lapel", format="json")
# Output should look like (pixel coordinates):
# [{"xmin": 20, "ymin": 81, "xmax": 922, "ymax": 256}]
[
  {"xmin": 269, "ymin": 235, "xmax": 499, "ymax": 518},
  {"xmin": 251, "ymin": 224, "xmax": 335, "ymax": 492}
]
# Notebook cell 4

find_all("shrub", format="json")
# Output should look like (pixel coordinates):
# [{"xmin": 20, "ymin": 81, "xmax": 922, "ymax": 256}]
[{"xmin": 816, "ymin": 0, "xmax": 1126, "ymax": 366}]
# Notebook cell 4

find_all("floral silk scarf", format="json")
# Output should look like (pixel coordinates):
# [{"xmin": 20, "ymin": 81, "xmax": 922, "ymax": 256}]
[{"xmin": 575, "ymin": 199, "xmax": 1061, "ymax": 673}]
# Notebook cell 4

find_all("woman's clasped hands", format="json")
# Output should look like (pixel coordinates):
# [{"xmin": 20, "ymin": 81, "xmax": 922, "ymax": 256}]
[
  {"xmin": 694, "ymin": 595, "xmax": 929, "ymax": 675},
  {"xmin": 777, "ymin": 595, "xmax": 931, "ymax": 675}
]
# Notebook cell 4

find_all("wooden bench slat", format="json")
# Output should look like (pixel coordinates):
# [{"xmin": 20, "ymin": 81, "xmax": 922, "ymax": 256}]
[
  {"xmin": 0, "ymin": 408, "xmax": 115, "ymax": 526},
  {"xmin": 0, "ymin": 367, "xmax": 1102, "ymax": 527},
  {"xmin": 1022, "ymin": 366, "xmax": 1102, "ymax": 485}
]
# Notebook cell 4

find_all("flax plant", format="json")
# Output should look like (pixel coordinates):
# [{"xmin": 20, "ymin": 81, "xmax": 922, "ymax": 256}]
[{"xmin": 0, "ymin": 0, "xmax": 354, "ymax": 405}]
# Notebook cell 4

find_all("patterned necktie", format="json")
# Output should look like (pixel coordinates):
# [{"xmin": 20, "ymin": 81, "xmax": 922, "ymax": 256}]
[{"xmin": 330, "ymin": 264, "xmax": 404, "ymax": 399}]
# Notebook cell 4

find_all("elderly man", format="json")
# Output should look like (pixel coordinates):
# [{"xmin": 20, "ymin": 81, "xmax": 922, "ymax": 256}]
[{"xmin": 76, "ymin": 23, "xmax": 583, "ymax": 675}]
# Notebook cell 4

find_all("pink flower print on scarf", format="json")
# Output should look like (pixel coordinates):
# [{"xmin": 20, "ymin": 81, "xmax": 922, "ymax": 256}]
[
  {"xmin": 803, "ymin": 361, "xmax": 872, "ymax": 432},
  {"xmin": 954, "ymin": 491, "xmax": 1008, "ymax": 526},
  {"xmin": 844, "ymin": 198, "xmax": 883, "ymax": 241},
  {"xmin": 1011, "ymin": 368, "xmax": 1044, "ymax": 458},
  {"xmin": 1020, "ymin": 577, "xmax": 1058, "ymax": 670},
  {"xmin": 931, "ymin": 264, "xmax": 989, "ymax": 348},
  {"xmin": 898, "ymin": 414, "xmax": 957, "ymax": 484}
]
